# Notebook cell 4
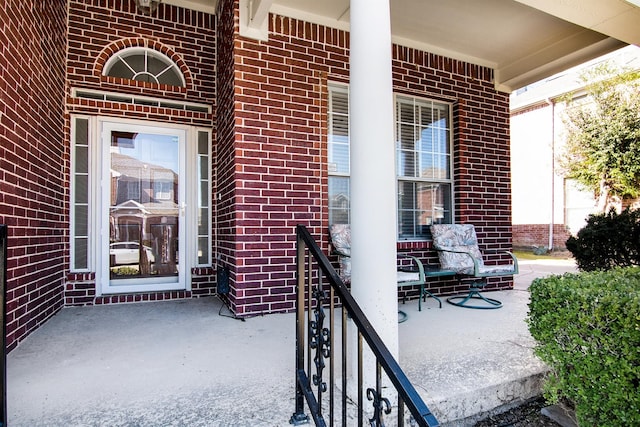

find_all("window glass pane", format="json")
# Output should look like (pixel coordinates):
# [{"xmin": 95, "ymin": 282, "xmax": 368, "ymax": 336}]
[
  {"xmin": 198, "ymin": 132, "xmax": 209, "ymax": 154},
  {"xmin": 199, "ymin": 157, "xmax": 208, "ymax": 180},
  {"xmin": 397, "ymin": 122, "xmax": 416, "ymax": 178},
  {"xmin": 158, "ymin": 68, "xmax": 183, "ymax": 87},
  {"xmin": 75, "ymin": 146, "xmax": 89, "ymax": 174},
  {"xmin": 329, "ymin": 139, "xmax": 349, "ymax": 174},
  {"xmin": 398, "ymin": 100, "xmax": 415, "ymax": 123},
  {"xmin": 108, "ymin": 59, "xmax": 135, "ymax": 80},
  {"xmin": 418, "ymin": 102, "xmax": 450, "ymax": 180},
  {"xmin": 76, "ymin": 119, "xmax": 88, "ymax": 145},
  {"xmin": 133, "ymin": 73, "xmax": 157, "ymax": 84},
  {"xmin": 200, "ymin": 183, "xmax": 209, "ymax": 207},
  {"xmin": 75, "ymin": 205, "xmax": 88, "ymax": 235},
  {"xmin": 328, "ymin": 176, "xmax": 350, "ymax": 225},
  {"xmin": 328, "ymin": 89, "xmax": 350, "ymax": 175},
  {"xmin": 331, "ymin": 110, "xmax": 349, "ymax": 137},
  {"xmin": 197, "ymin": 237, "xmax": 209, "ymax": 265},
  {"xmin": 398, "ymin": 181, "xmax": 452, "ymax": 239},
  {"xmin": 331, "ymin": 90, "xmax": 349, "ymax": 115},
  {"xmin": 198, "ymin": 208, "xmax": 209, "ymax": 235},
  {"xmin": 74, "ymin": 238, "xmax": 88, "ymax": 270},
  {"xmin": 75, "ymin": 175, "xmax": 88, "ymax": 203},
  {"xmin": 397, "ymin": 99, "xmax": 451, "ymax": 181},
  {"xmin": 122, "ymin": 52, "xmax": 143, "ymax": 69},
  {"xmin": 147, "ymin": 56, "xmax": 169, "ymax": 75}
]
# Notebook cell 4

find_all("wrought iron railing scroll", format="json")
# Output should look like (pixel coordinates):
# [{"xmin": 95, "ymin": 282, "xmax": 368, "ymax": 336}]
[{"xmin": 290, "ymin": 225, "xmax": 439, "ymax": 427}]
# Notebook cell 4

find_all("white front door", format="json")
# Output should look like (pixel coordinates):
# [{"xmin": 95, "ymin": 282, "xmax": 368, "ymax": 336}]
[{"xmin": 100, "ymin": 121, "xmax": 187, "ymax": 294}]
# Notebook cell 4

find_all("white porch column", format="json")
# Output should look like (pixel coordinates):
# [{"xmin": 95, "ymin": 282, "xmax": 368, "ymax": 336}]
[{"xmin": 349, "ymin": 0, "xmax": 398, "ymax": 357}]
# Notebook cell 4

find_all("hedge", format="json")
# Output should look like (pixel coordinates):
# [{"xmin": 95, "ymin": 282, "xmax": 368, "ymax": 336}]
[
  {"xmin": 528, "ymin": 267, "xmax": 640, "ymax": 426},
  {"xmin": 565, "ymin": 208, "xmax": 640, "ymax": 271}
]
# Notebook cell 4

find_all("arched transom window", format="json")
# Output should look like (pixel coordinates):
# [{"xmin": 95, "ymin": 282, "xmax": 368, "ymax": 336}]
[{"xmin": 103, "ymin": 47, "xmax": 185, "ymax": 87}]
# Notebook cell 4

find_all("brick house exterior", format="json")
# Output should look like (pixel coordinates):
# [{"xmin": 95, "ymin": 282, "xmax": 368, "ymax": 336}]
[
  {"xmin": 1, "ymin": 0, "xmax": 513, "ymax": 350},
  {"xmin": 219, "ymin": 1, "xmax": 513, "ymax": 317},
  {"xmin": 1, "ymin": 2, "xmax": 68, "ymax": 350}
]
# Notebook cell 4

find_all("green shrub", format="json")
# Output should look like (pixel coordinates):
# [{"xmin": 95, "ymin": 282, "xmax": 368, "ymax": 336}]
[
  {"xmin": 566, "ymin": 208, "xmax": 640, "ymax": 271},
  {"xmin": 528, "ymin": 268, "xmax": 640, "ymax": 426}
]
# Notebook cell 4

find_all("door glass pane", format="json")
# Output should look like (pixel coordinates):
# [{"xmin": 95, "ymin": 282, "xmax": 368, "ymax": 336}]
[{"xmin": 109, "ymin": 131, "xmax": 180, "ymax": 281}]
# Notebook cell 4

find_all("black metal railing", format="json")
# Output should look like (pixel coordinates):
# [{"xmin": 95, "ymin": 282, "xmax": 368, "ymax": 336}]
[{"xmin": 290, "ymin": 225, "xmax": 439, "ymax": 427}]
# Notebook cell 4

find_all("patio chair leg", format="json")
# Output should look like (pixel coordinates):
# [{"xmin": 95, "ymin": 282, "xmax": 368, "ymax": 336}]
[
  {"xmin": 446, "ymin": 282, "xmax": 502, "ymax": 309},
  {"xmin": 421, "ymin": 290, "xmax": 442, "ymax": 309}
]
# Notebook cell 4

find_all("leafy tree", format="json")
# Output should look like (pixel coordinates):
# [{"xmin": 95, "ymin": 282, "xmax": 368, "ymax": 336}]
[{"xmin": 559, "ymin": 64, "xmax": 640, "ymax": 211}]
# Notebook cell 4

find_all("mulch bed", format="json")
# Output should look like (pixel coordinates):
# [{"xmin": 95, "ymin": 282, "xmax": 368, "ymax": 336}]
[{"xmin": 473, "ymin": 397, "xmax": 560, "ymax": 427}]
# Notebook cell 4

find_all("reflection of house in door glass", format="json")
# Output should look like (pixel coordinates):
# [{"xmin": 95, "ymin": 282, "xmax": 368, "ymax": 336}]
[
  {"xmin": 151, "ymin": 224, "xmax": 178, "ymax": 275},
  {"xmin": 109, "ymin": 131, "xmax": 179, "ymax": 279}
]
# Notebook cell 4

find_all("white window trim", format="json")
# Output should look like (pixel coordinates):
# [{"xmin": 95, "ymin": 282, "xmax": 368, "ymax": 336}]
[
  {"xmin": 70, "ymin": 88, "xmax": 211, "ymax": 113},
  {"xmin": 191, "ymin": 128, "xmax": 213, "ymax": 267},
  {"xmin": 394, "ymin": 93, "xmax": 455, "ymax": 240},
  {"xmin": 102, "ymin": 46, "xmax": 186, "ymax": 87},
  {"xmin": 70, "ymin": 115, "xmax": 93, "ymax": 272},
  {"xmin": 326, "ymin": 82, "xmax": 456, "ymax": 239},
  {"xmin": 327, "ymin": 83, "xmax": 352, "ymax": 225}
]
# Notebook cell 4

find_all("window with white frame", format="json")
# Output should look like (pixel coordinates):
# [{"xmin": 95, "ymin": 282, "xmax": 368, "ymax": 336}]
[
  {"xmin": 103, "ymin": 47, "xmax": 185, "ymax": 87},
  {"xmin": 196, "ymin": 130, "xmax": 212, "ymax": 266},
  {"xmin": 327, "ymin": 85, "xmax": 454, "ymax": 239},
  {"xmin": 328, "ymin": 84, "xmax": 351, "ymax": 225},
  {"xmin": 396, "ymin": 95, "xmax": 453, "ymax": 238},
  {"xmin": 71, "ymin": 116, "xmax": 90, "ymax": 271}
]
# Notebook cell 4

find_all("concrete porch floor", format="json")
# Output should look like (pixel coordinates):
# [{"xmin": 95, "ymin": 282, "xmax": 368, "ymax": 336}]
[{"xmin": 7, "ymin": 258, "xmax": 577, "ymax": 427}]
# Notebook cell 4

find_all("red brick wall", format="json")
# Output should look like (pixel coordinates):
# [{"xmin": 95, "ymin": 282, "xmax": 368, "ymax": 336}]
[
  {"xmin": 220, "ymin": 5, "xmax": 514, "ymax": 316},
  {"xmin": 64, "ymin": 0, "xmax": 217, "ymax": 305},
  {"xmin": 513, "ymin": 224, "xmax": 571, "ymax": 251},
  {"xmin": 214, "ymin": 0, "xmax": 239, "ymax": 310},
  {"xmin": 224, "ymin": 12, "xmax": 331, "ymax": 316},
  {"xmin": 392, "ymin": 47, "xmax": 513, "ymax": 293},
  {"xmin": 0, "ymin": 1, "xmax": 68, "ymax": 350}
]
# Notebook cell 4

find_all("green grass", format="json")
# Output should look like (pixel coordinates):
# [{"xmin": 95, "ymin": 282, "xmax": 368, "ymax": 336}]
[{"xmin": 514, "ymin": 250, "xmax": 573, "ymax": 260}]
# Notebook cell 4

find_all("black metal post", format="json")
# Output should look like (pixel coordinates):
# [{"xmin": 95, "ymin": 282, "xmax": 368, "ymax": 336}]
[{"xmin": 290, "ymin": 231, "xmax": 310, "ymax": 425}]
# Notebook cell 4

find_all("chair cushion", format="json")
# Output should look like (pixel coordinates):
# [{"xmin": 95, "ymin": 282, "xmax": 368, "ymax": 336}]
[
  {"xmin": 329, "ymin": 224, "xmax": 351, "ymax": 281},
  {"xmin": 478, "ymin": 264, "xmax": 516, "ymax": 275},
  {"xmin": 329, "ymin": 224, "xmax": 351, "ymax": 257},
  {"xmin": 430, "ymin": 224, "xmax": 484, "ymax": 275},
  {"xmin": 396, "ymin": 270, "xmax": 420, "ymax": 283}
]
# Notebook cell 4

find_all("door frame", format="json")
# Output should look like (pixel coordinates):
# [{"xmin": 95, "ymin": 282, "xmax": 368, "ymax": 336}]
[{"xmin": 97, "ymin": 118, "xmax": 191, "ymax": 295}]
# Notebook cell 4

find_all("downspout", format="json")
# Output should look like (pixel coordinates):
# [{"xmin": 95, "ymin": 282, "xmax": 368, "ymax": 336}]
[{"xmin": 546, "ymin": 98, "xmax": 555, "ymax": 251}]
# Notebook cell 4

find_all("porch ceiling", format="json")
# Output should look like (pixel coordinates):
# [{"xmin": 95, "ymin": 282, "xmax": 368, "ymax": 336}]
[{"xmin": 167, "ymin": 0, "xmax": 640, "ymax": 92}]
